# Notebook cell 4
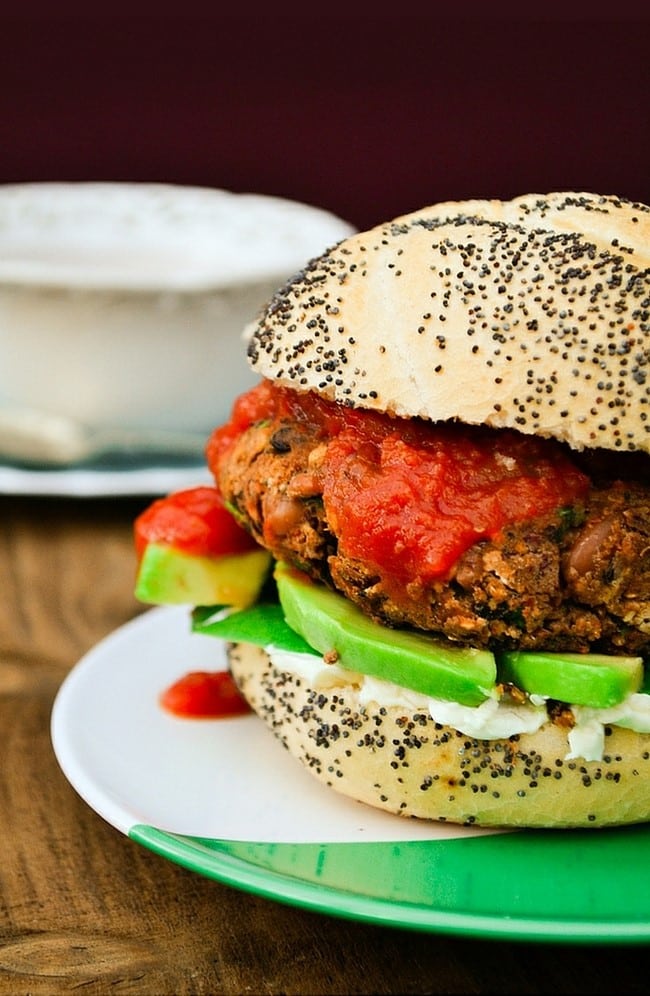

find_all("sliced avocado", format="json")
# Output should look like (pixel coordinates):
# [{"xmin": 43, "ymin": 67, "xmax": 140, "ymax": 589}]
[
  {"xmin": 274, "ymin": 561, "xmax": 496, "ymax": 706},
  {"xmin": 135, "ymin": 543, "xmax": 271, "ymax": 608},
  {"xmin": 499, "ymin": 650, "xmax": 644, "ymax": 708}
]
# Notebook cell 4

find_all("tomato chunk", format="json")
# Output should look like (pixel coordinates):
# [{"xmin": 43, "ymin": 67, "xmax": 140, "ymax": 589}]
[{"xmin": 134, "ymin": 486, "xmax": 257, "ymax": 561}]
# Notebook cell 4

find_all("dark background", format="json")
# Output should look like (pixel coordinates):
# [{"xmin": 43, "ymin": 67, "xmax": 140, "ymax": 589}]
[{"xmin": 0, "ymin": 13, "xmax": 648, "ymax": 232}]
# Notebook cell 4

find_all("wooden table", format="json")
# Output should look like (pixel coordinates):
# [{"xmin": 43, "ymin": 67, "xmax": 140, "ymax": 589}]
[{"xmin": 1, "ymin": 492, "xmax": 649, "ymax": 995}]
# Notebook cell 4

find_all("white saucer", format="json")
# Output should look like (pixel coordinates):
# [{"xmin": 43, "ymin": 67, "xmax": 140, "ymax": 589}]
[{"xmin": 0, "ymin": 457, "xmax": 213, "ymax": 498}]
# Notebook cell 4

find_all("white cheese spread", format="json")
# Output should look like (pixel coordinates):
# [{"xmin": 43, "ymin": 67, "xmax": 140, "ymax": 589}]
[{"xmin": 265, "ymin": 645, "xmax": 650, "ymax": 763}]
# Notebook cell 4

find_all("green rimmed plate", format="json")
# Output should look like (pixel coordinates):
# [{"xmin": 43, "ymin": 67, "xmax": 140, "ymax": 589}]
[{"xmin": 51, "ymin": 606, "xmax": 650, "ymax": 943}]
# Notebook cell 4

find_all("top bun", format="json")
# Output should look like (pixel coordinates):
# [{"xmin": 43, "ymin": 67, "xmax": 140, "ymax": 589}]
[{"xmin": 246, "ymin": 192, "xmax": 650, "ymax": 454}]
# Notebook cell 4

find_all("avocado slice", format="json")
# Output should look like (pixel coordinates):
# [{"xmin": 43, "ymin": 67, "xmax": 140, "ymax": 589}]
[
  {"xmin": 135, "ymin": 543, "xmax": 271, "ymax": 608},
  {"xmin": 499, "ymin": 649, "xmax": 644, "ymax": 709},
  {"xmin": 274, "ymin": 561, "xmax": 496, "ymax": 706},
  {"xmin": 142, "ymin": 546, "xmax": 646, "ymax": 711}
]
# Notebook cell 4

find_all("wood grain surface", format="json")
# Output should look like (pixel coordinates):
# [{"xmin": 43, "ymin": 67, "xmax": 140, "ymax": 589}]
[{"xmin": 1, "ymin": 493, "xmax": 649, "ymax": 995}]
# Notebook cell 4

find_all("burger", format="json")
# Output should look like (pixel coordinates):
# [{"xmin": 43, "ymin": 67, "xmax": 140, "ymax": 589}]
[{"xmin": 135, "ymin": 192, "xmax": 650, "ymax": 829}]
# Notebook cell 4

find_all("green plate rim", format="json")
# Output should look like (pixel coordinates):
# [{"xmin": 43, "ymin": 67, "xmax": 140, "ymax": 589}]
[{"xmin": 130, "ymin": 824, "xmax": 650, "ymax": 944}]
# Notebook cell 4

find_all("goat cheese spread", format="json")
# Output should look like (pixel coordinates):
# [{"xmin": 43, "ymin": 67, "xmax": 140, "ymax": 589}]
[{"xmin": 266, "ymin": 646, "xmax": 650, "ymax": 763}]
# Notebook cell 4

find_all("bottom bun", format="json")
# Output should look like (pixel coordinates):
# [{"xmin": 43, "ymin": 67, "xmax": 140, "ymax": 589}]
[{"xmin": 228, "ymin": 642, "xmax": 650, "ymax": 829}]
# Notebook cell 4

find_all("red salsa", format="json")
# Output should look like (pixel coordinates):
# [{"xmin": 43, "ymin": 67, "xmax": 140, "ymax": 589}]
[
  {"xmin": 134, "ymin": 486, "xmax": 257, "ymax": 562},
  {"xmin": 160, "ymin": 670, "xmax": 252, "ymax": 719},
  {"xmin": 209, "ymin": 382, "xmax": 591, "ymax": 585}
]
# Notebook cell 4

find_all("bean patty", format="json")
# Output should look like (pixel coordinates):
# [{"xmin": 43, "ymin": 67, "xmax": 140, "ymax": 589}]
[{"xmin": 212, "ymin": 409, "xmax": 650, "ymax": 656}]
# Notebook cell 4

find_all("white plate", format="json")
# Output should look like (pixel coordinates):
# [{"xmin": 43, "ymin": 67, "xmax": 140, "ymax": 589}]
[
  {"xmin": 51, "ymin": 605, "xmax": 470, "ymax": 843},
  {"xmin": 50, "ymin": 606, "xmax": 650, "ymax": 941},
  {"xmin": 0, "ymin": 458, "xmax": 213, "ymax": 497}
]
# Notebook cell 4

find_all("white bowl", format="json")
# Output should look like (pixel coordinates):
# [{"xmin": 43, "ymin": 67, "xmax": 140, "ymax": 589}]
[{"xmin": 0, "ymin": 182, "xmax": 355, "ymax": 435}]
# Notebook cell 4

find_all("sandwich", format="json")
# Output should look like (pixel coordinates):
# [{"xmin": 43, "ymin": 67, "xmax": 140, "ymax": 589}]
[{"xmin": 135, "ymin": 192, "xmax": 650, "ymax": 829}]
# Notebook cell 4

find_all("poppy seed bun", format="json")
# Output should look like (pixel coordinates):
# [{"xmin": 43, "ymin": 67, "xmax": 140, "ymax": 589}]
[
  {"xmin": 246, "ymin": 192, "xmax": 650, "ymax": 455},
  {"xmin": 228, "ymin": 642, "xmax": 650, "ymax": 829}
]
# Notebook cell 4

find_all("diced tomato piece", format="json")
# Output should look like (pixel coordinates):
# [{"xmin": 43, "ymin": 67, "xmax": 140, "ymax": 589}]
[{"xmin": 134, "ymin": 486, "xmax": 257, "ymax": 561}]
